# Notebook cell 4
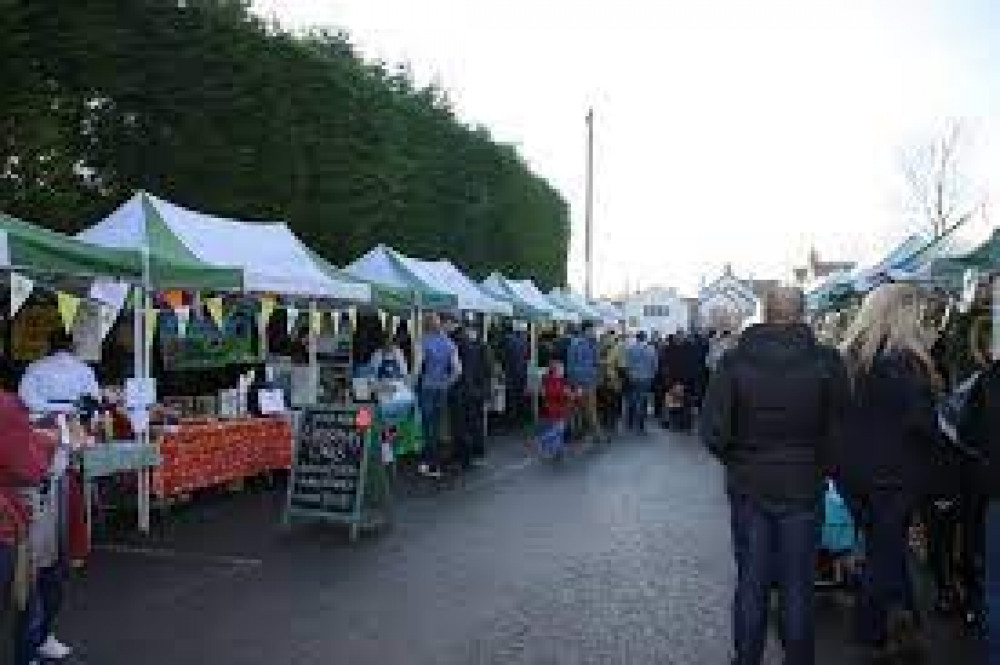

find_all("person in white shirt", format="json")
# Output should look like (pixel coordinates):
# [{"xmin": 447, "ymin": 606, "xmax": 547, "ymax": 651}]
[
  {"xmin": 19, "ymin": 330, "xmax": 99, "ymax": 415},
  {"xmin": 16, "ymin": 329, "xmax": 95, "ymax": 662}
]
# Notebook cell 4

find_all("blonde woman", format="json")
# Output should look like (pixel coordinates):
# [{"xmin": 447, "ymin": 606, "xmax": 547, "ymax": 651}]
[{"xmin": 838, "ymin": 283, "xmax": 942, "ymax": 661}]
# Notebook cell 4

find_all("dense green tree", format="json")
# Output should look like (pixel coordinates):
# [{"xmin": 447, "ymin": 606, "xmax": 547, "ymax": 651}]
[{"xmin": 0, "ymin": 0, "xmax": 569, "ymax": 287}]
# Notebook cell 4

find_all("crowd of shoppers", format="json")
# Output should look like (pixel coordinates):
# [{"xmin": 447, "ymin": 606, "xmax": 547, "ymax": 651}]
[{"xmin": 701, "ymin": 281, "xmax": 1000, "ymax": 665}]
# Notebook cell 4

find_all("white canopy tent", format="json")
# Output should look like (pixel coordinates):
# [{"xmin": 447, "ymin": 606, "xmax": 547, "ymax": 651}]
[
  {"xmin": 417, "ymin": 260, "xmax": 513, "ymax": 316},
  {"xmin": 551, "ymin": 287, "xmax": 605, "ymax": 322},
  {"xmin": 79, "ymin": 192, "xmax": 370, "ymax": 302},
  {"xmin": 507, "ymin": 279, "xmax": 579, "ymax": 323},
  {"xmin": 593, "ymin": 300, "xmax": 625, "ymax": 326}
]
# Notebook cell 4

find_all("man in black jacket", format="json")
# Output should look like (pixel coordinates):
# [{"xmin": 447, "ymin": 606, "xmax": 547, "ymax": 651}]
[
  {"xmin": 700, "ymin": 287, "xmax": 849, "ymax": 665},
  {"xmin": 450, "ymin": 320, "xmax": 492, "ymax": 469}
]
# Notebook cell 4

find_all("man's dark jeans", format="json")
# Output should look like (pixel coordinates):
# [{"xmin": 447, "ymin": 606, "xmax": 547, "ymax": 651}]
[
  {"xmin": 418, "ymin": 386, "xmax": 448, "ymax": 468},
  {"xmin": 626, "ymin": 379, "xmax": 651, "ymax": 432},
  {"xmin": 730, "ymin": 494, "xmax": 817, "ymax": 665}
]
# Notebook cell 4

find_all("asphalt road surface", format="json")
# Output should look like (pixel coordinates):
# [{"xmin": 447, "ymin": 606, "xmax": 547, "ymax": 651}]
[{"xmin": 60, "ymin": 427, "xmax": 978, "ymax": 664}]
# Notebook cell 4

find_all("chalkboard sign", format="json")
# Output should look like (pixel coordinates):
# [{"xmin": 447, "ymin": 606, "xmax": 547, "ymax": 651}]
[{"xmin": 284, "ymin": 406, "xmax": 390, "ymax": 539}]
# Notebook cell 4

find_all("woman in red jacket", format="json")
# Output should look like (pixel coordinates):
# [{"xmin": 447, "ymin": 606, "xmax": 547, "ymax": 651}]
[{"xmin": 0, "ymin": 391, "xmax": 56, "ymax": 665}]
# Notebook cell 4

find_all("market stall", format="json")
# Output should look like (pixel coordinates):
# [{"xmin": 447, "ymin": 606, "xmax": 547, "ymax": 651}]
[{"xmin": 75, "ymin": 192, "xmax": 382, "ymax": 531}]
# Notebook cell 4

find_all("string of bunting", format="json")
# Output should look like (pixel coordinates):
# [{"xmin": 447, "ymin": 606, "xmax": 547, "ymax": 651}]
[{"xmin": 6, "ymin": 271, "xmax": 131, "ymax": 346}]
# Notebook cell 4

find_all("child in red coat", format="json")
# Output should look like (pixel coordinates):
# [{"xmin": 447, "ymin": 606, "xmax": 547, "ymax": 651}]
[{"xmin": 538, "ymin": 361, "xmax": 573, "ymax": 459}]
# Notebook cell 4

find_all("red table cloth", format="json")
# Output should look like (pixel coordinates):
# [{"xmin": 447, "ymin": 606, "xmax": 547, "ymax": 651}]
[{"xmin": 152, "ymin": 417, "xmax": 292, "ymax": 499}]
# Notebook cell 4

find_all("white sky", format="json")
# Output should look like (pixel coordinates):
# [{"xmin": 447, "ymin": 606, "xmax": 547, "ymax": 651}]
[{"xmin": 253, "ymin": 0, "xmax": 1000, "ymax": 296}]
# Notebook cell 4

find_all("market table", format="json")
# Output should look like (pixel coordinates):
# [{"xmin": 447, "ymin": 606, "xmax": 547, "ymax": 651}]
[
  {"xmin": 151, "ymin": 416, "xmax": 292, "ymax": 499},
  {"xmin": 76, "ymin": 440, "xmax": 161, "ymax": 539}
]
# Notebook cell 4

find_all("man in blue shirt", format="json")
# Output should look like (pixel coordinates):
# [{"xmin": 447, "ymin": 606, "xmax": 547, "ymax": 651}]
[
  {"xmin": 418, "ymin": 313, "xmax": 461, "ymax": 478},
  {"xmin": 566, "ymin": 322, "xmax": 602, "ymax": 442},
  {"xmin": 624, "ymin": 331, "xmax": 658, "ymax": 433}
]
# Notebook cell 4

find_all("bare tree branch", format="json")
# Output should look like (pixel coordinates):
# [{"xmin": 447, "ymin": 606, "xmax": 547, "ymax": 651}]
[{"xmin": 899, "ymin": 119, "xmax": 981, "ymax": 239}]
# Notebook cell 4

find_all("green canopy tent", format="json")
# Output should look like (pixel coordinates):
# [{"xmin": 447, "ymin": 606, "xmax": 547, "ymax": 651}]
[
  {"xmin": 933, "ymin": 229, "xmax": 1000, "ymax": 286},
  {"xmin": 481, "ymin": 273, "xmax": 550, "ymax": 321},
  {"xmin": 546, "ymin": 288, "xmax": 602, "ymax": 323},
  {"xmin": 346, "ymin": 245, "xmax": 458, "ymax": 312},
  {"xmin": 0, "ymin": 211, "xmax": 145, "ymax": 282},
  {"xmin": 308, "ymin": 248, "xmax": 418, "ymax": 313}
]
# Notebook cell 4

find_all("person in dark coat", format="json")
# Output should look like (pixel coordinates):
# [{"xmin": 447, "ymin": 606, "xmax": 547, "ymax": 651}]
[
  {"xmin": 958, "ymin": 348, "xmax": 1000, "ymax": 661},
  {"xmin": 450, "ymin": 321, "xmax": 492, "ymax": 469},
  {"xmin": 502, "ymin": 323, "xmax": 530, "ymax": 428},
  {"xmin": 701, "ymin": 287, "xmax": 850, "ymax": 665},
  {"xmin": 838, "ymin": 283, "xmax": 943, "ymax": 661},
  {"xmin": 653, "ymin": 334, "xmax": 674, "ymax": 421}
]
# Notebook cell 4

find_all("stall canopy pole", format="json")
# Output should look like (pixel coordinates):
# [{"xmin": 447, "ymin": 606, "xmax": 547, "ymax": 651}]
[
  {"xmin": 308, "ymin": 300, "xmax": 319, "ymax": 404},
  {"xmin": 137, "ymin": 245, "xmax": 152, "ymax": 533},
  {"xmin": 530, "ymin": 322, "xmax": 539, "ymax": 422},
  {"xmin": 482, "ymin": 313, "xmax": 490, "ymax": 438},
  {"xmin": 413, "ymin": 305, "xmax": 424, "ymax": 379}
]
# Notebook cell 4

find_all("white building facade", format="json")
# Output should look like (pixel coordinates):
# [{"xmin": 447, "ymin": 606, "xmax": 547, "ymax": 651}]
[
  {"xmin": 698, "ymin": 266, "xmax": 761, "ymax": 332},
  {"xmin": 622, "ymin": 287, "xmax": 690, "ymax": 336}
]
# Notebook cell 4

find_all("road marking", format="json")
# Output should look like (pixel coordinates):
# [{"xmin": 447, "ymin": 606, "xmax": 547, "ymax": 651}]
[
  {"xmin": 95, "ymin": 543, "xmax": 264, "ymax": 568},
  {"xmin": 461, "ymin": 455, "xmax": 537, "ymax": 493}
]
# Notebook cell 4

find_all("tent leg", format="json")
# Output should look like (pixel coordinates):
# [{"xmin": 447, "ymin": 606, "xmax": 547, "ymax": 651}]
[
  {"xmin": 530, "ymin": 322, "xmax": 539, "ymax": 423},
  {"xmin": 309, "ymin": 301, "xmax": 319, "ymax": 404},
  {"xmin": 413, "ymin": 306, "xmax": 423, "ymax": 379},
  {"xmin": 131, "ymin": 289, "xmax": 152, "ymax": 534}
]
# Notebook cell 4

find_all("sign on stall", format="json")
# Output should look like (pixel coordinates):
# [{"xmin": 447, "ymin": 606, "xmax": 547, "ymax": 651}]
[
  {"xmin": 284, "ymin": 406, "xmax": 391, "ymax": 541},
  {"xmin": 257, "ymin": 389, "xmax": 286, "ymax": 415}
]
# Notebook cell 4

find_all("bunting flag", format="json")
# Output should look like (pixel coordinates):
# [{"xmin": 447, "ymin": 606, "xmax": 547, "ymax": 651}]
[
  {"xmin": 56, "ymin": 292, "xmax": 81, "ymax": 334},
  {"xmin": 285, "ymin": 305, "xmax": 299, "ymax": 335},
  {"xmin": 145, "ymin": 308, "xmax": 159, "ymax": 347},
  {"xmin": 176, "ymin": 306, "xmax": 191, "ymax": 338},
  {"xmin": 10, "ymin": 272, "xmax": 33, "ymax": 317},
  {"xmin": 205, "ymin": 297, "xmax": 225, "ymax": 329},
  {"xmin": 260, "ymin": 295, "xmax": 277, "ymax": 326},
  {"xmin": 310, "ymin": 309, "xmax": 323, "ymax": 336},
  {"xmin": 98, "ymin": 303, "xmax": 120, "ymax": 342}
]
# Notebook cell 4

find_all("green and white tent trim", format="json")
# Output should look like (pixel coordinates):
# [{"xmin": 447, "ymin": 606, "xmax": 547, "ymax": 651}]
[
  {"xmin": 346, "ymin": 245, "xmax": 458, "ymax": 311},
  {"xmin": 0, "ymin": 211, "xmax": 145, "ymax": 282},
  {"xmin": 79, "ymin": 192, "xmax": 369, "ymax": 301},
  {"xmin": 481, "ymin": 273, "xmax": 551, "ymax": 321}
]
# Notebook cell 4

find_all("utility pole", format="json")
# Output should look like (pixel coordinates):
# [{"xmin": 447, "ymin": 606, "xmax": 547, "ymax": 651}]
[{"xmin": 585, "ymin": 107, "xmax": 594, "ymax": 299}]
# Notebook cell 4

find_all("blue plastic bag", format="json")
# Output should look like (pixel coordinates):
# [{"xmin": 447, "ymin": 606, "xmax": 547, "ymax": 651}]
[{"xmin": 821, "ymin": 480, "xmax": 857, "ymax": 554}]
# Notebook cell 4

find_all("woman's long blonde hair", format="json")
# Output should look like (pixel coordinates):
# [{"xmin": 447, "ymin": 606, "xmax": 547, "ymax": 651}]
[{"xmin": 838, "ymin": 283, "xmax": 938, "ymax": 385}]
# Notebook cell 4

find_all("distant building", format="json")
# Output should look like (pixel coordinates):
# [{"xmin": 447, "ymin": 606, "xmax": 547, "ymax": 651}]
[
  {"xmin": 622, "ymin": 287, "xmax": 689, "ymax": 336},
  {"xmin": 792, "ymin": 248, "xmax": 855, "ymax": 289},
  {"xmin": 698, "ymin": 264, "xmax": 761, "ymax": 332}
]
